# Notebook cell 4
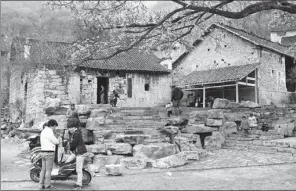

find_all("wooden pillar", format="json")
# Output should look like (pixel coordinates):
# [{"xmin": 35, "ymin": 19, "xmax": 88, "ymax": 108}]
[
  {"xmin": 255, "ymin": 69, "xmax": 258, "ymax": 103},
  {"xmin": 203, "ymin": 86, "xmax": 206, "ymax": 108},
  {"xmin": 236, "ymin": 81, "xmax": 239, "ymax": 103}
]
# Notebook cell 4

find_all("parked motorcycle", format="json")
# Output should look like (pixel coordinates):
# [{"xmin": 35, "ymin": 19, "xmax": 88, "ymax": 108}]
[
  {"xmin": 27, "ymin": 134, "xmax": 41, "ymax": 150},
  {"xmin": 29, "ymin": 129, "xmax": 92, "ymax": 186}
]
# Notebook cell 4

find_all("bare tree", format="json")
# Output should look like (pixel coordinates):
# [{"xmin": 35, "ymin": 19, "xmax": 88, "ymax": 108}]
[{"xmin": 49, "ymin": 0, "xmax": 296, "ymax": 62}]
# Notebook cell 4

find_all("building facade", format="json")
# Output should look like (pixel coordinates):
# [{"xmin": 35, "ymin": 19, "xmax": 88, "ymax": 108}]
[{"xmin": 173, "ymin": 24, "xmax": 296, "ymax": 107}]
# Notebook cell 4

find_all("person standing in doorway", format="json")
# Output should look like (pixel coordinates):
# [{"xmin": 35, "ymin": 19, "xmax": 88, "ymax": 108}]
[
  {"xmin": 171, "ymin": 86, "xmax": 184, "ymax": 115},
  {"xmin": 100, "ymin": 85, "xmax": 105, "ymax": 104},
  {"xmin": 39, "ymin": 119, "xmax": 60, "ymax": 190}
]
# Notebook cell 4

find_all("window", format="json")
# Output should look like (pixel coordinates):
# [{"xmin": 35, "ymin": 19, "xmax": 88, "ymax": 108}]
[
  {"xmin": 279, "ymin": 55, "xmax": 283, "ymax": 64},
  {"xmin": 144, "ymin": 83, "xmax": 150, "ymax": 91},
  {"xmin": 271, "ymin": 69, "xmax": 276, "ymax": 76}
]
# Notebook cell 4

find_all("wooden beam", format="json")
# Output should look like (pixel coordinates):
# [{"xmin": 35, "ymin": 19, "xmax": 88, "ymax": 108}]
[
  {"xmin": 247, "ymin": 77, "xmax": 256, "ymax": 81},
  {"xmin": 236, "ymin": 81, "xmax": 239, "ymax": 103},
  {"xmin": 203, "ymin": 86, "xmax": 206, "ymax": 108},
  {"xmin": 238, "ymin": 82, "xmax": 256, "ymax": 87},
  {"xmin": 183, "ymin": 83, "xmax": 237, "ymax": 91},
  {"xmin": 255, "ymin": 69, "xmax": 258, "ymax": 103}
]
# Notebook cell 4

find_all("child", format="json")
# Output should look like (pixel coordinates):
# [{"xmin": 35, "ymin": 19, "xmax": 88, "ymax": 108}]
[
  {"xmin": 248, "ymin": 113, "xmax": 257, "ymax": 131},
  {"xmin": 261, "ymin": 122, "xmax": 269, "ymax": 132},
  {"xmin": 166, "ymin": 102, "xmax": 173, "ymax": 117},
  {"xmin": 240, "ymin": 116, "xmax": 250, "ymax": 137}
]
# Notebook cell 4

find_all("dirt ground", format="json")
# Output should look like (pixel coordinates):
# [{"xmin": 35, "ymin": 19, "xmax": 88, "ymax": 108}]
[{"xmin": 1, "ymin": 139, "xmax": 296, "ymax": 190}]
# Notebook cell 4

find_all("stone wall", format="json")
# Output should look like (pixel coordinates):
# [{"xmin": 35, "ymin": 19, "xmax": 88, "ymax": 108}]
[{"xmin": 78, "ymin": 69, "xmax": 172, "ymax": 107}]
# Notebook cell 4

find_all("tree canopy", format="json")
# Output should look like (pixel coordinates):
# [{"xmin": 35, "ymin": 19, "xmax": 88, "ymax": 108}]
[{"xmin": 50, "ymin": 1, "xmax": 296, "ymax": 62}]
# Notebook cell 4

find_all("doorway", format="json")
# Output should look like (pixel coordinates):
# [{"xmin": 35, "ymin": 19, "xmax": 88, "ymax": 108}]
[{"xmin": 97, "ymin": 77, "xmax": 109, "ymax": 104}]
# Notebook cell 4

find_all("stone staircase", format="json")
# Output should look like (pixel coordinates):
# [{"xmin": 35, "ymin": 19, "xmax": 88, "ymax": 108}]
[
  {"xmin": 90, "ymin": 107, "xmax": 169, "ymax": 144},
  {"xmin": 222, "ymin": 130, "xmax": 296, "ymax": 155}
]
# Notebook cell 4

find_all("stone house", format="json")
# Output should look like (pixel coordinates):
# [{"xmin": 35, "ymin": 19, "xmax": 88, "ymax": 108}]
[
  {"xmin": 173, "ymin": 23, "xmax": 296, "ymax": 107},
  {"xmin": 9, "ymin": 37, "xmax": 171, "ymax": 123}
]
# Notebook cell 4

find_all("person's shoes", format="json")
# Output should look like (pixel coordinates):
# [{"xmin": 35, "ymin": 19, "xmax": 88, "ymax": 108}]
[
  {"xmin": 72, "ymin": 184, "xmax": 82, "ymax": 190},
  {"xmin": 44, "ymin": 186, "xmax": 56, "ymax": 190},
  {"xmin": 39, "ymin": 185, "xmax": 45, "ymax": 190}
]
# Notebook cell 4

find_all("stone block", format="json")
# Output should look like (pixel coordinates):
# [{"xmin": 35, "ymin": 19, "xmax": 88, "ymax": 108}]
[
  {"xmin": 93, "ymin": 155, "xmax": 124, "ymax": 171},
  {"xmin": 133, "ymin": 143, "xmax": 176, "ymax": 160},
  {"xmin": 86, "ymin": 144, "xmax": 106, "ymax": 154},
  {"xmin": 277, "ymin": 147, "xmax": 296, "ymax": 154},
  {"xmin": 207, "ymin": 109, "xmax": 224, "ymax": 119},
  {"xmin": 115, "ymin": 134, "xmax": 150, "ymax": 145},
  {"xmin": 105, "ymin": 164, "xmax": 123, "ymax": 176},
  {"xmin": 120, "ymin": 157, "xmax": 147, "ymax": 169},
  {"xmin": 87, "ymin": 164, "xmax": 100, "ymax": 174},
  {"xmin": 182, "ymin": 151, "xmax": 200, "ymax": 160},
  {"xmin": 206, "ymin": 119, "xmax": 223, "ymax": 127},
  {"xmin": 166, "ymin": 117, "xmax": 189, "ymax": 126},
  {"xmin": 189, "ymin": 110, "xmax": 208, "ymax": 123},
  {"xmin": 252, "ymin": 140, "xmax": 262, "ymax": 146},
  {"xmin": 90, "ymin": 108, "xmax": 110, "ymax": 118},
  {"xmin": 219, "ymin": 122, "xmax": 237, "ymax": 136},
  {"xmin": 186, "ymin": 124, "xmax": 214, "ymax": 133},
  {"xmin": 105, "ymin": 143, "xmax": 133, "ymax": 155},
  {"xmin": 205, "ymin": 131, "xmax": 225, "ymax": 149},
  {"xmin": 212, "ymin": 98, "xmax": 230, "ymax": 109},
  {"xmin": 86, "ymin": 117, "xmax": 106, "ymax": 130},
  {"xmin": 152, "ymin": 152, "xmax": 188, "ymax": 169},
  {"xmin": 224, "ymin": 112, "xmax": 245, "ymax": 122},
  {"xmin": 240, "ymin": 101, "xmax": 259, "ymax": 108}
]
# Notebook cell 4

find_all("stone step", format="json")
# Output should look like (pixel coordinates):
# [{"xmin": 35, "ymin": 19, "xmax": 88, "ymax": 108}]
[
  {"xmin": 112, "ymin": 119, "xmax": 162, "ymax": 123},
  {"xmin": 118, "ymin": 112, "xmax": 159, "ymax": 116},
  {"xmin": 226, "ymin": 137, "xmax": 256, "ymax": 141},
  {"xmin": 120, "ymin": 116, "xmax": 160, "ymax": 120}
]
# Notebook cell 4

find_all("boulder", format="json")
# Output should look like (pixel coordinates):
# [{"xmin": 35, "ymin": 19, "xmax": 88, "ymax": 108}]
[
  {"xmin": 133, "ymin": 143, "xmax": 176, "ymax": 160},
  {"xmin": 105, "ymin": 164, "xmax": 123, "ymax": 176},
  {"xmin": 220, "ymin": 122, "xmax": 237, "ymax": 136},
  {"xmin": 76, "ymin": 105, "xmax": 92, "ymax": 116},
  {"xmin": 120, "ymin": 157, "xmax": 147, "ymax": 170},
  {"xmin": 160, "ymin": 126, "xmax": 180, "ymax": 135},
  {"xmin": 90, "ymin": 108, "xmax": 110, "ymax": 118},
  {"xmin": 224, "ymin": 112, "xmax": 244, "ymax": 122},
  {"xmin": 86, "ymin": 117, "xmax": 106, "ymax": 130},
  {"xmin": 175, "ymin": 136, "xmax": 199, "ymax": 152},
  {"xmin": 186, "ymin": 124, "xmax": 214, "ymax": 134},
  {"xmin": 182, "ymin": 151, "xmax": 200, "ymax": 160},
  {"xmin": 226, "ymin": 102, "xmax": 240, "ymax": 108},
  {"xmin": 189, "ymin": 110, "xmax": 208, "ymax": 124},
  {"xmin": 240, "ymin": 101, "xmax": 259, "ymax": 108},
  {"xmin": 45, "ymin": 97, "xmax": 61, "ymax": 108},
  {"xmin": 212, "ymin": 98, "xmax": 230, "ymax": 109},
  {"xmin": 105, "ymin": 143, "xmax": 133, "ymax": 155},
  {"xmin": 206, "ymin": 119, "xmax": 223, "ymax": 127},
  {"xmin": 87, "ymin": 164, "xmax": 100, "ymax": 174},
  {"xmin": 275, "ymin": 123, "xmax": 295, "ymax": 137},
  {"xmin": 115, "ymin": 134, "xmax": 150, "ymax": 145},
  {"xmin": 93, "ymin": 155, "xmax": 124, "ymax": 171},
  {"xmin": 207, "ymin": 109, "xmax": 224, "ymax": 119},
  {"xmin": 205, "ymin": 131, "xmax": 225, "ymax": 149},
  {"xmin": 166, "ymin": 117, "xmax": 189, "ymax": 126},
  {"xmin": 152, "ymin": 152, "xmax": 188, "ymax": 169},
  {"xmin": 86, "ymin": 144, "xmax": 106, "ymax": 154}
]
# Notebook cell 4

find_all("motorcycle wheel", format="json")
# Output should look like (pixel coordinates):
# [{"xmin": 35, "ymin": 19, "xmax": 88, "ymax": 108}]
[
  {"xmin": 30, "ymin": 168, "xmax": 40, "ymax": 182},
  {"xmin": 82, "ymin": 170, "xmax": 92, "ymax": 185}
]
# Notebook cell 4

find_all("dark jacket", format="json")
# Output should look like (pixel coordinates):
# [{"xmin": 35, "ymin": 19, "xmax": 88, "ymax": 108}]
[
  {"xmin": 70, "ymin": 129, "xmax": 87, "ymax": 155},
  {"xmin": 171, "ymin": 88, "xmax": 184, "ymax": 101}
]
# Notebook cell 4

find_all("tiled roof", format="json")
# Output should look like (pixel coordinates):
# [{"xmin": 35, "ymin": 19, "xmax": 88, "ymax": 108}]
[
  {"xmin": 281, "ymin": 36, "xmax": 296, "ymax": 46},
  {"xmin": 213, "ymin": 23, "xmax": 295, "ymax": 58},
  {"xmin": 179, "ymin": 63, "xmax": 259, "ymax": 86},
  {"xmin": 10, "ymin": 37, "xmax": 169, "ymax": 73},
  {"xmin": 80, "ymin": 49, "xmax": 169, "ymax": 73}
]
